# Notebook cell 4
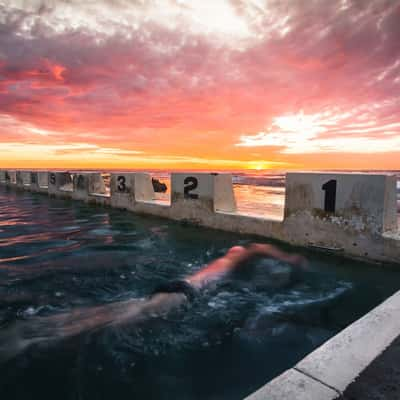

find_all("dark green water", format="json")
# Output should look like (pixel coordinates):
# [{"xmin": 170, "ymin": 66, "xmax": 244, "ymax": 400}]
[{"xmin": 0, "ymin": 186, "xmax": 399, "ymax": 400}]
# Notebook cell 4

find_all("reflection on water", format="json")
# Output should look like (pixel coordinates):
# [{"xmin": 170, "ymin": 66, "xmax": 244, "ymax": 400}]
[
  {"xmin": 233, "ymin": 185, "xmax": 284, "ymax": 220},
  {"xmin": 0, "ymin": 187, "xmax": 399, "ymax": 400}
]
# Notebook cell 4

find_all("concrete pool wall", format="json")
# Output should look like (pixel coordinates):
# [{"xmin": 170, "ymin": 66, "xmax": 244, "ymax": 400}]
[{"xmin": 0, "ymin": 170, "xmax": 399, "ymax": 266}]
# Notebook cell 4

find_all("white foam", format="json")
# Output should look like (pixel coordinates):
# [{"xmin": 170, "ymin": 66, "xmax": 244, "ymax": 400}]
[{"xmin": 261, "ymin": 282, "xmax": 353, "ymax": 314}]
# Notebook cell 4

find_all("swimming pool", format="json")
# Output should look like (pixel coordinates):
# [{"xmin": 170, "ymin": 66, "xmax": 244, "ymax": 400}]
[{"xmin": 0, "ymin": 186, "xmax": 399, "ymax": 400}]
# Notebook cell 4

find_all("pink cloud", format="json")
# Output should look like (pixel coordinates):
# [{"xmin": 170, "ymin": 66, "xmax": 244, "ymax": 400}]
[{"xmin": 0, "ymin": 0, "xmax": 399, "ymax": 166}]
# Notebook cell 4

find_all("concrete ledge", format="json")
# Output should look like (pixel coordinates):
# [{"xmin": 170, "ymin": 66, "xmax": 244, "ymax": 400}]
[
  {"xmin": 88, "ymin": 193, "xmax": 111, "ymax": 206},
  {"xmin": 337, "ymin": 335, "xmax": 400, "ymax": 399},
  {"xmin": 247, "ymin": 289, "xmax": 400, "ymax": 399},
  {"xmin": 244, "ymin": 368, "xmax": 338, "ymax": 400},
  {"xmin": 295, "ymin": 289, "xmax": 400, "ymax": 393}
]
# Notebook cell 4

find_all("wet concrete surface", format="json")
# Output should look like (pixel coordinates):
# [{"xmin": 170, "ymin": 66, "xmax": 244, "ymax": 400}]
[{"xmin": 338, "ymin": 335, "xmax": 400, "ymax": 400}]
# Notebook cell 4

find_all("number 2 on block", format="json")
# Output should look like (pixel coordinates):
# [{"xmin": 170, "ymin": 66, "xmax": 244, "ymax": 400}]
[{"xmin": 184, "ymin": 177, "xmax": 199, "ymax": 199}]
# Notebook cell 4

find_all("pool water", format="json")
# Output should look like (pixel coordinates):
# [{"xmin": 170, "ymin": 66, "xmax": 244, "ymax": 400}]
[{"xmin": 0, "ymin": 186, "xmax": 399, "ymax": 400}]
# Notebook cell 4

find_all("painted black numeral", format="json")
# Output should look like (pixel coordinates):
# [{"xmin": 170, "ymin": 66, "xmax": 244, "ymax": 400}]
[
  {"xmin": 76, "ymin": 175, "xmax": 85, "ymax": 190},
  {"xmin": 184, "ymin": 176, "xmax": 199, "ymax": 199},
  {"xmin": 117, "ymin": 176, "xmax": 126, "ymax": 192},
  {"xmin": 322, "ymin": 179, "xmax": 337, "ymax": 213},
  {"xmin": 50, "ymin": 173, "xmax": 56, "ymax": 185}
]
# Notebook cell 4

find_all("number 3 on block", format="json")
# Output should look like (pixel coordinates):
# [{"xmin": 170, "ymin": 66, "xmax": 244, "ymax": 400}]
[{"xmin": 117, "ymin": 176, "xmax": 126, "ymax": 192}]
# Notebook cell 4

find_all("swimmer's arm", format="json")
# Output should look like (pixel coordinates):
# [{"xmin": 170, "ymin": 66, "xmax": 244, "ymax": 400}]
[
  {"xmin": 247, "ymin": 244, "xmax": 307, "ymax": 267},
  {"xmin": 186, "ymin": 243, "xmax": 306, "ymax": 290}
]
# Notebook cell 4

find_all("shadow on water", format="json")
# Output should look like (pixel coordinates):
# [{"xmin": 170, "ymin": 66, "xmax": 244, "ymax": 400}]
[{"xmin": 0, "ymin": 187, "xmax": 399, "ymax": 400}]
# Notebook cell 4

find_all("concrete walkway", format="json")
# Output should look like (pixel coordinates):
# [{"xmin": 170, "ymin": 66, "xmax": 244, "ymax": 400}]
[
  {"xmin": 338, "ymin": 335, "xmax": 400, "ymax": 400},
  {"xmin": 245, "ymin": 289, "xmax": 400, "ymax": 400}
]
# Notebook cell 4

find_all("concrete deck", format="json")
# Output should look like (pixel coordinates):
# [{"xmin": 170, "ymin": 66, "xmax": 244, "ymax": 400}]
[
  {"xmin": 245, "ymin": 369, "xmax": 338, "ymax": 400},
  {"xmin": 337, "ymin": 334, "xmax": 400, "ymax": 400}
]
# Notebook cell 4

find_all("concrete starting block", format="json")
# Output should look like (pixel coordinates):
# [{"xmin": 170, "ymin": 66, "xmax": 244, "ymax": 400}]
[
  {"xmin": 48, "ymin": 172, "xmax": 73, "ymax": 197},
  {"xmin": 37, "ymin": 172, "xmax": 49, "ymax": 191},
  {"xmin": 170, "ymin": 173, "xmax": 236, "ymax": 220},
  {"xmin": 284, "ymin": 173, "xmax": 397, "ymax": 235},
  {"xmin": 29, "ymin": 172, "xmax": 49, "ymax": 193},
  {"xmin": 282, "ymin": 173, "xmax": 398, "ymax": 260},
  {"xmin": 30, "ymin": 171, "xmax": 38, "ymax": 190},
  {"xmin": 28, "ymin": 171, "xmax": 39, "ymax": 192},
  {"xmin": 88, "ymin": 173, "xmax": 110, "ymax": 205},
  {"xmin": 72, "ymin": 172, "xmax": 108, "ymax": 202},
  {"xmin": 71, "ymin": 173, "xmax": 90, "ymax": 201},
  {"xmin": 0, "ymin": 170, "xmax": 6, "ymax": 184},
  {"xmin": 16, "ymin": 171, "xmax": 24, "ymax": 188},
  {"xmin": 20, "ymin": 171, "xmax": 31, "ymax": 188},
  {"xmin": 110, "ymin": 173, "xmax": 154, "ymax": 209},
  {"xmin": 7, "ymin": 171, "xmax": 17, "ymax": 187}
]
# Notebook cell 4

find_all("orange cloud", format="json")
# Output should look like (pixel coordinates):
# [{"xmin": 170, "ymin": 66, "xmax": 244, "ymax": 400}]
[{"xmin": 0, "ymin": 0, "xmax": 399, "ymax": 170}]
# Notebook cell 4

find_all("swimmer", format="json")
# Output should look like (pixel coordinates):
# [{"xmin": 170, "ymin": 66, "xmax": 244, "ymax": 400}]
[
  {"xmin": 0, "ymin": 243, "xmax": 306, "ymax": 363},
  {"xmin": 186, "ymin": 243, "xmax": 307, "ymax": 290}
]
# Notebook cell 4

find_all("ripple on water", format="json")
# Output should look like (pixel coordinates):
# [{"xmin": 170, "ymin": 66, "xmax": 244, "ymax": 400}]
[{"xmin": 89, "ymin": 228, "xmax": 119, "ymax": 236}]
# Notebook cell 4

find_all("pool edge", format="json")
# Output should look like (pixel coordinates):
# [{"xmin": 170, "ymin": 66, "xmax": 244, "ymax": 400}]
[{"xmin": 244, "ymin": 289, "xmax": 400, "ymax": 399}]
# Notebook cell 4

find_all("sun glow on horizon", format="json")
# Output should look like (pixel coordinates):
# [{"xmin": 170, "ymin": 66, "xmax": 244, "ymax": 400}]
[{"xmin": 246, "ymin": 161, "xmax": 274, "ymax": 171}]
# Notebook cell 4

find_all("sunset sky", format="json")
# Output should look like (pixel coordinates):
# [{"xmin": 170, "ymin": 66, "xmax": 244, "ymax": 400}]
[{"xmin": 0, "ymin": 0, "xmax": 400, "ymax": 170}]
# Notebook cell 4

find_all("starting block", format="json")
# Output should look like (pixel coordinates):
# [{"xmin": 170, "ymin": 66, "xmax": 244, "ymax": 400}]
[
  {"xmin": 48, "ymin": 172, "xmax": 73, "ymax": 196},
  {"xmin": 171, "ymin": 173, "xmax": 236, "ymax": 215},
  {"xmin": 110, "ymin": 173, "xmax": 154, "ymax": 209},
  {"xmin": 284, "ymin": 173, "xmax": 398, "ymax": 235}
]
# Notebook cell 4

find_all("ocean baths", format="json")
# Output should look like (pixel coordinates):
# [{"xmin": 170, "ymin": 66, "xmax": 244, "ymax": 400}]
[
  {"xmin": 0, "ymin": 170, "xmax": 399, "ymax": 399},
  {"xmin": 1, "ymin": 170, "xmax": 398, "ymax": 265}
]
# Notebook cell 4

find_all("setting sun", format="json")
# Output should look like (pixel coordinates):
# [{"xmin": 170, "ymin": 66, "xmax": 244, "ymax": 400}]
[{"xmin": 247, "ymin": 161, "xmax": 270, "ymax": 171}]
